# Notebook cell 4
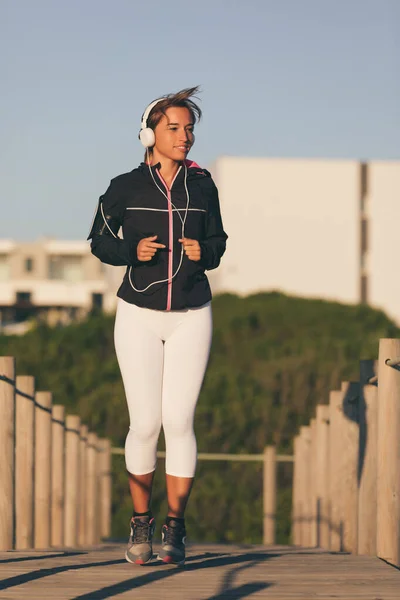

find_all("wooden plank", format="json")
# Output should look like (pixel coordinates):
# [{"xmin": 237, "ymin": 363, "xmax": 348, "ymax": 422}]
[
  {"xmin": 15, "ymin": 376, "xmax": 35, "ymax": 550},
  {"xmin": 358, "ymin": 359, "xmax": 378, "ymax": 556},
  {"xmin": 309, "ymin": 417, "xmax": 317, "ymax": 547},
  {"xmin": 340, "ymin": 381, "xmax": 359, "ymax": 554},
  {"xmin": 329, "ymin": 390, "xmax": 344, "ymax": 551},
  {"xmin": 98, "ymin": 438, "xmax": 112, "ymax": 540},
  {"xmin": 78, "ymin": 425, "xmax": 88, "ymax": 547},
  {"xmin": 34, "ymin": 391, "xmax": 52, "ymax": 549},
  {"xmin": 263, "ymin": 445, "xmax": 276, "ymax": 544},
  {"xmin": 315, "ymin": 404, "xmax": 330, "ymax": 549},
  {"xmin": 291, "ymin": 435, "xmax": 301, "ymax": 546},
  {"xmin": 0, "ymin": 357, "xmax": 16, "ymax": 551},
  {"xmin": 64, "ymin": 415, "xmax": 81, "ymax": 548},
  {"xmin": 0, "ymin": 544, "xmax": 399, "ymax": 599},
  {"xmin": 377, "ymin": 338, "xmax": 400, "ymax": 567},
  {"xmin": 299, "ymin": 426, "xmax": 312, "ymax": 547},
  {"xmin": 85, "ymin": 433, "xmax": 98, "ymax": 546},
  {"xmin": 51, "ymin": 405, "xmax": 65, "ymax": 547}
]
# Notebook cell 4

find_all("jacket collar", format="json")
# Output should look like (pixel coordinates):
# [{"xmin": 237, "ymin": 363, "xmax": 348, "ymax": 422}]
[{"xmin": 137, "ymin": 159, "xmax": 210, "ymax": 180}]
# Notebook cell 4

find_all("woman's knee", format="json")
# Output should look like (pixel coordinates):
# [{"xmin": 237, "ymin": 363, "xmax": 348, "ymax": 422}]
[
  {"xmin": 127, "ymin": 421, "xmax": 161, "ymax": 444},
  {"xmin": 163, "ymin": 416, "xmax": 194, "ymax": 441}
]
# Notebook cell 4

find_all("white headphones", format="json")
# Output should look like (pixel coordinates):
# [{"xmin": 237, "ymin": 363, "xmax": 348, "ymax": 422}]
[{"xmin": 139, "ymin": 98, "xmax": 163, "ymax": 148}]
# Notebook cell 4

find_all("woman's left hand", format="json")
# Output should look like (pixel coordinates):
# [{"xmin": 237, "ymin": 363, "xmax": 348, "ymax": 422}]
[{"xmin": 179, "ymin": 238, "xmax": 201, "ymax": 262}]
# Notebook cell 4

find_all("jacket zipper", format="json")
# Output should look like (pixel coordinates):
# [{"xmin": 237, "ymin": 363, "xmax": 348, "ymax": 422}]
[{"xmin": 155, "ymin": 167, "xmax": 181, "ymax": 311}]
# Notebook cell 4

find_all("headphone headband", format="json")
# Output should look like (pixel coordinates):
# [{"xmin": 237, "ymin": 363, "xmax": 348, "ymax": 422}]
[
  {"xmin": 139, "ymin": 97, "xmax": 165, "ymax": 148},
  {"xmin": 140, "ymin": 98, "xmax": 164, "ymax": 130}
]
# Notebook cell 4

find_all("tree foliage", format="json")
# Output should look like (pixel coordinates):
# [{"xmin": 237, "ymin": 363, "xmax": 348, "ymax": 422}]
[{"xmin": 1, "ymin": 292, "xmax": 398, "ymax": 544}]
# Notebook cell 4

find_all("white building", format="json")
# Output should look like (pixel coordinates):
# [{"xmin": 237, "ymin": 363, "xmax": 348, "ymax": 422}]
[
  {"xmin": 2, "ymin": 157, "xmax": 399, "ymax": 333},
  {"xmin": 0, "ymin": 238, "xmax": 119, "ymax": 333},
  {"xmin": 208, "ymin": 157, "xmax": 400, "ymax": 325}
]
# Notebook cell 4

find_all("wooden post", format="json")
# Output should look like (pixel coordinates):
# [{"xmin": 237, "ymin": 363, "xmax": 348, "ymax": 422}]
[
  {"xmin": 34, "ymin": 391, "xmax": 52, "ymax": 548},
  {"xmin": 358, "ymin": 359, "xmax": 378, "ymax": 555},
  {"xmin": 15, "ymin": 375, "xmax": 35, "ymax": 549},
  {"xmin": 329, "ymin": 384, "xmax": 359, "ymax": 553},
  {"xmin": 0, "ymin": 357, "xmax": 16, "ymax": 551},
  {"xmin": 86, "ymin": 433, "xmax": 98, "ymax": 545},
  {"xmin": 291, "ymin": 435, "xmax": 301, "ymax": 545},
  {"xmin": 51, "ymin": 405, "xmax": 65, "ymax": 547},
  {"xmin": 98, "ymin": 438, "xmax": 112, "ymax": 540},
  {"xmin": 78, "ymin": 425, "xmax": 88, "ymax": 547},
  {"xmin": 64, "ymin": 415, "xmax": 81, "ymax": 547},
  {"xmin": 376, "ymin": 339, "xmax": 400, "ymax": 567},
  {"xmin": 263, "ymin": 445, "xmax": 276, "ymax": 545},
  {"xmin": 309, "ymin": 418, "xmax": 318, "ymax": 547},
  {"xmin": 95, "ymin": 441, "xmax": 103, "ymax": 545},
  {"xmin": 341, "ymin": 381, "xmax": 360, "ymax": 554},
  {"xmin": 299, "ymin": 426, "xmax": 312, "ymax": 547},
  {"xmin": 315, "ymin": 405, "xmax": 330, "ymax": 549},
  {"xmin": 329, "ymin": 390, "xmax": 344, "ymax": 551}
]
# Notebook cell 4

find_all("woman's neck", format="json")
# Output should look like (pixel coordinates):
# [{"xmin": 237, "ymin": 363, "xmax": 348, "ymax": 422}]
[{"xmin": 149, "ymin": 153, "xmax": 181, "ymax": 187}]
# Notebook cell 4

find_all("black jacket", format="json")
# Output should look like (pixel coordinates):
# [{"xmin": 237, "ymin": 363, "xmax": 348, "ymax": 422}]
[{"xmin": 87, "ymin": 160, "xmax": 227, "ymax": 311}]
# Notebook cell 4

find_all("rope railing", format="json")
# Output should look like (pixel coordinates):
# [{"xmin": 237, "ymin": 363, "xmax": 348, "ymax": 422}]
[
  {"xmin": 112, "ymin": 448, "xmax": 293, "ymax": 462},
  {"xmin": 291, "ymin": 338, "xmax": 400, "ymax": 568},
  {"xmin": 385, "ymin": 356, "xmax": 400, "ymax": 367},
  {"xmin": 0, "ymin": 357, "xmax": 112, "ymax": 552},
  {"xmin": 367, "ymin": 356, "xmax": 400, "ymax": 384}
]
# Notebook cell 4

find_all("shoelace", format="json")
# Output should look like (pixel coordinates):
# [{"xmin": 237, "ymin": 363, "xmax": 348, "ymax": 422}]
[
  {"xmin": 131, "ymin": 519, "xmax": 151, "ymax": 544},
  {"xmin": 164, "ymin": 524, "xmax": 185, "ymax": 546}
]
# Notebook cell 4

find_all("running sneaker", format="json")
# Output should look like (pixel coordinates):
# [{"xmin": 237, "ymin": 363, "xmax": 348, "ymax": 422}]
[
  {"xmin": 125, "ymin": 515, "xmax": 156, "ymax": 565},
  {"xmin": 158, "ymin": 519, "xmax": 186, "ymax": 565}
]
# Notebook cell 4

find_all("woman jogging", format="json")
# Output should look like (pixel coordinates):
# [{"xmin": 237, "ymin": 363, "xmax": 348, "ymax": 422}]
[{"xmin": 87, "ymin": 86, "xmax": 227, "ymax": 566}]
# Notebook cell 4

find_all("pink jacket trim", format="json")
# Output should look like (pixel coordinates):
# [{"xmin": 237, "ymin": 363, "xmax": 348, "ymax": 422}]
[{"xmin": 184, "ymin": 159, "xmax": 202, "ymax": 169}]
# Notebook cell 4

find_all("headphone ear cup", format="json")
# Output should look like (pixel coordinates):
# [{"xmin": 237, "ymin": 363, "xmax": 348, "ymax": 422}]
[{"xmin": 139, "ymin": 128, "xmax": 155, "ymax": 148}]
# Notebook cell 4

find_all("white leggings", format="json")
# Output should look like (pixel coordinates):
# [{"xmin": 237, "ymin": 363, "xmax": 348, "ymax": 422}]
[{"xmin": 114, "ymin": 297, "xmax": 213, "ymax": 478}]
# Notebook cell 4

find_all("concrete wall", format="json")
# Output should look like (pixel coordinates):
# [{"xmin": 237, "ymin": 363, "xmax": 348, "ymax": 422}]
[
  {"xmin": 369, "ymin": 163, "xmax": 400, "ymax": 324},
  {"xmin": 210, "ymin": 157, "xmax": 360, "ymax": 304}
]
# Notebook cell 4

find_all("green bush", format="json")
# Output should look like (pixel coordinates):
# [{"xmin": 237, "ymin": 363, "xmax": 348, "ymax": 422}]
[{"xmin": 1, "ymin": 292, "xmax": 397, "ymax": 544}]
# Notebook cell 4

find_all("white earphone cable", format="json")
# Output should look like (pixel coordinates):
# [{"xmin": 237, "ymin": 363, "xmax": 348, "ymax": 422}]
[
  {"xmin": 99, "ymin": 148, "xmax": 190, "ymax": 293},
  {"xmin": 127, "ymin": 153, "xmax": 189, "ymax": 292}
]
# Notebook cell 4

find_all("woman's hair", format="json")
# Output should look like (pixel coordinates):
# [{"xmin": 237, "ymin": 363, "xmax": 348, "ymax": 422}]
[{"xmin": 143, "ymin": 86, "xmax": 202, "ymax": 158}]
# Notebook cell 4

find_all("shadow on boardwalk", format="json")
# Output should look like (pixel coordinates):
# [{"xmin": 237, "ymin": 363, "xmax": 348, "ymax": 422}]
[
  {"xmin": 0, "ymin": 549, "xmax": 277, "ymax": 599},
  {"xmin": 72, "ymin": 549, "xmax": 277, "ymax": 600},
  {"xmin": 1, "ymin": 545, "xmax": 398, "ymax": 600},
  {"xmin": 0, "ymin": 550, "xmax": 87, "ymax": 564}
]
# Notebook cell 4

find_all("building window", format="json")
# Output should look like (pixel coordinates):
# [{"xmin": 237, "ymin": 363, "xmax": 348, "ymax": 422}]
[
  {"xmin": 25, "ymin": 257, "xmax": 34, "ymax": 273},
  {"xmin": 48, "ymin": 255, "xmax": 83, "ymax": 282},
  {"xmin": 15, "ymin": 292, "xmax": 34, "ymax": 324},
  {"xmin": 16, "ymin": 291, "xmax": 32, "ymax": 305},
  {"xmin": 92, "ymin": 293, "xmax": 103, "ymax": 311}
]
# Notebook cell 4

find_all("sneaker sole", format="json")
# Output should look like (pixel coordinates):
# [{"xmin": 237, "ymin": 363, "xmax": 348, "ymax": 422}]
[
  {"xmin": 157, "ymin": 553, "xmax": 185, "ymax": 566},
  {"xmin": 125, "ymin": 550, "xmax": 153, "ymax": 565}
]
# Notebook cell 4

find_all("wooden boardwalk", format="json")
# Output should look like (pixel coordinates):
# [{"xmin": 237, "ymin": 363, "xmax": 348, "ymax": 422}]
[{"xmin": 0, "ymin": 544, "xmax": 399, "ymax": 599}]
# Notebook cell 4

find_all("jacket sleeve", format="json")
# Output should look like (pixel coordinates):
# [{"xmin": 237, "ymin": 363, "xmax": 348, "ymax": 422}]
[
  {"xmin": 198, "ymin": 181, "xmax": 228, "ymax": 271},
  {"xmin": 87, "ymin": 179, "xmax": 141, "ymax": 267}
]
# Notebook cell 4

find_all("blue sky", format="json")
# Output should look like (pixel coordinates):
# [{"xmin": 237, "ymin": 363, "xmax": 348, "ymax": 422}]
[{"xmin": 1, "ymin": 0, "xmax": 399, "ymax": 240}]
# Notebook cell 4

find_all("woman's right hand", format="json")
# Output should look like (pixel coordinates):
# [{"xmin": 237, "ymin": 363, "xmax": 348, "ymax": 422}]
[{"xmin": 137, "ymin": 235, "xmax": 166, "ymax": 262}]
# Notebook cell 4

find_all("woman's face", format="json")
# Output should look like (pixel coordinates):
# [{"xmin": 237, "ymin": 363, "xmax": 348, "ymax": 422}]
[{"xmin": 152, "ymin": 106, "xmax": 195, "ymax": 163}]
